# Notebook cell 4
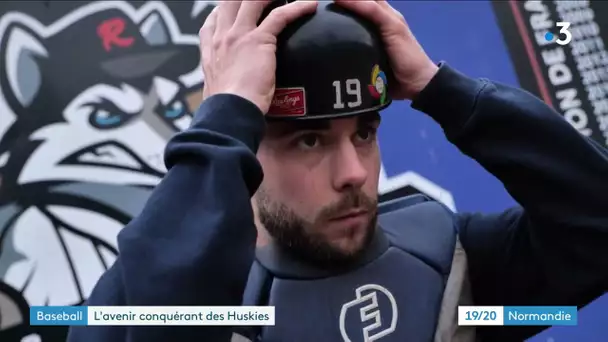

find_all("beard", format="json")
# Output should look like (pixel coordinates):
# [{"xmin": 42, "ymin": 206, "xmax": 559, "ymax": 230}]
[{"xmin": 256, "ymin": 188, "xmax": 378, "ymax": 269}]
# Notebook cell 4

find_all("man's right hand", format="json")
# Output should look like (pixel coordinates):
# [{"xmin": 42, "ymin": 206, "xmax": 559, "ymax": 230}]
[
  {"xmin": 334, "ymin": 0, "xmax": 438, "ymax": 101},
  {"xmin": 199, "ymin": 0, "xmax": 318, "ymax": 114}
]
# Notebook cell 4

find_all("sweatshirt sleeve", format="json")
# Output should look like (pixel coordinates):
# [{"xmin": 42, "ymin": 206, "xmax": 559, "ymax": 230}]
[
  {"xmin": 67, "ymin": 94, "xmax": 266, "ymax": 342},
  {"xmin": 411, "ymin": 63, "xmax": 608, "ymax": 341}
]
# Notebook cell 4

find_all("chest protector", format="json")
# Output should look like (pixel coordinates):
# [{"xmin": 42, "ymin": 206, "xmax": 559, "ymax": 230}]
[{"xmin": 234, "ymin": 195, "xmax": 476, "ymax": 342}]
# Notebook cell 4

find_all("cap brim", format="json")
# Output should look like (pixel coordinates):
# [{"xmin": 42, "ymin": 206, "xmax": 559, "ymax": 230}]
[{"xmin": 100, "ymin": 48, "xmax": 193, "ymax": 79}]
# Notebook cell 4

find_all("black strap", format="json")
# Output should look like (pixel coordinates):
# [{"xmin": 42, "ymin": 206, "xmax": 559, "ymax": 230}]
[{"xmin": 233, "ymin": 261, "xmax": 274, "ymax": 341}]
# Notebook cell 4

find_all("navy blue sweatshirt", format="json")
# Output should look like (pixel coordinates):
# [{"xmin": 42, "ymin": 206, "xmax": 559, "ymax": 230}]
[{"xmin": 67, "ymin": 64, "xmax": 608, "ymax": 342}]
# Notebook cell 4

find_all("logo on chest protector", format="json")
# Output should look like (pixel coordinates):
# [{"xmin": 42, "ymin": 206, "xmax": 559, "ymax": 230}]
[{"xmin": 339, "ymin": 284, "xmax": 398, "ymax": 342}]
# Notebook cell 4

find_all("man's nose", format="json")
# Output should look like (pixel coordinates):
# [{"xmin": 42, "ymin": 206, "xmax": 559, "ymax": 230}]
[{"xmin": 331, "ymin": 142, "xmax": 368, "ymax": 191}]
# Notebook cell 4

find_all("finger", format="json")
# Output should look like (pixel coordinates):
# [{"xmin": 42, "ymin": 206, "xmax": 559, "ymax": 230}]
[
  {"xmin": 234, "ymin": 0, "xmax": 273, "ymax": 29},
  {"xmin": 200, "ymin": 7, "xmax": 217, "ymax": 95},
  {"xmin": 217, "ymin": 0, "xmax": 242, "ymax": 32},
  {"xmin": 376, "ymin": 0, "xmax": 391, "ymax": 9},
  {"xmin": 257, "ymin": 0, "xmax": 318, "ymax": 37},
  {"xmin": 333, "ymin": 0, "xmax": 386, "ymax": 27},
  {"xmin": 199, "ymin": 7, "xmax": 218, "ymax": 60},
  {"xmin": 200, "ymin": 6, "xmax": 218, "ymax": 42},
  {"xmin": 376, "ymin": 0, "xmax": 407, "ymax": 23}
]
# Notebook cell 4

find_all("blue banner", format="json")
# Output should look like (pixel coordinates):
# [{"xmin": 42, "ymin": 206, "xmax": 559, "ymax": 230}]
[
  {"xmin": 30, "ymin": 307, "xmax": 87, "ymax": 326},
  {"xmin": 503, "ymin": 307, "xmax": 578, "ymax": 326}
]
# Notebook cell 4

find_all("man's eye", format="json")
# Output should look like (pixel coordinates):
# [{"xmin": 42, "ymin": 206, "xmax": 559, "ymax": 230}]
[
  {"xmin": 296, "ymin": 134, "xmax": 321, "ymax": 149},
  {"xmin": 356, "ymin": 127, "xmax": 377, "ymax": 142}
]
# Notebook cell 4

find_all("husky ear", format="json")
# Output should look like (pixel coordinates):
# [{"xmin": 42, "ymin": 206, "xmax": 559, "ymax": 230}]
[
  {"xmin": 3, "ymin": 24, "xmax": 47, "ymax": 108},
  {"xmin": 139, "ymin": 10, "xmax": 171, "ymax": 46}
]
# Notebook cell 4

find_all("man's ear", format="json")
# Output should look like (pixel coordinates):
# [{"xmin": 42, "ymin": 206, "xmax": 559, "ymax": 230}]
[{"xmin": 2, "ymin": 23, "xmax": 48, "ymax": 110}]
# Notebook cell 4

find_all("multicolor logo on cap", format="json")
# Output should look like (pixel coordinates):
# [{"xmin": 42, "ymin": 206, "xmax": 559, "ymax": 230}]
[{"xmin": 368, "ymin": 65, "xmax": 388, "ymax": 105}]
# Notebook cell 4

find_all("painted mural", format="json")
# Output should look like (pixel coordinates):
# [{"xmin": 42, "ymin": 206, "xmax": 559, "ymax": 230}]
[{"xmin": 0, "ymin": 1, "xmax": 212, "ymax": 340}]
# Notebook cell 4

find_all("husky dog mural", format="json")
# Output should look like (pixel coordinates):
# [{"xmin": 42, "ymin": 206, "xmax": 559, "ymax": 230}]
[{"xmin": 0, "ymin": 1, "xmax": 215, "ymax": 340}]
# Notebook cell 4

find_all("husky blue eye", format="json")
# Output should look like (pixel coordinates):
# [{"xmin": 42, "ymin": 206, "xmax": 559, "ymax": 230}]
[
  {"xmin": 89, "ymin": 107, "xmax": 130, "ymax": 129},
  {"xmin": 163, "ymin": 101, "xmax": 186, "ymax": 119},
  {"xmin": 164, "ymin": 107, "xmax": 183, "ymax": 118},
  {"xmin": 95, "ymin": 110, "xmax": 121, "ymax": 125},
  {"xmin": 95, "ymin": 113, "xmax": 121, "ymax": 125}
]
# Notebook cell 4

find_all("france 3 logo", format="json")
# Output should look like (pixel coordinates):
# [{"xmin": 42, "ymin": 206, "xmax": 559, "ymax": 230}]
[{"xmin": 544, "ymin": 22, "xmax": 572, "ymax": 46}]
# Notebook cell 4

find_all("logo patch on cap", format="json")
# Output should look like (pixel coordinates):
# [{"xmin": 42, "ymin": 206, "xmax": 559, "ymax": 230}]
[
  {"xmin": 267, "ymin": 88, "xmax": 306, "ymax": 117},
  {"xmin": 368, "ymin": 65, "xmax": 388, "ymax": 105}
]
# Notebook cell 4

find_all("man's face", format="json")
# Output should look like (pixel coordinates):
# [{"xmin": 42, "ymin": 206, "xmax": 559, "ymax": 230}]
[{"xmin": 255, "ymin": 112, "xmax": 381, "ymax": 267}]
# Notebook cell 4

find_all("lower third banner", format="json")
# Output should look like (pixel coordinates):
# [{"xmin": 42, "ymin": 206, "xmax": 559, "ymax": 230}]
[{"xmin": 30, "ymin": 306, "xmax": 276, "ymax": 326}]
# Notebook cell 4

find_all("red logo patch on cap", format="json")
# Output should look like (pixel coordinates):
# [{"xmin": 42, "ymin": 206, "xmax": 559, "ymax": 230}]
[{"xmin": 267, "ymin": 88, "xmax": 306, "ymax": 117}]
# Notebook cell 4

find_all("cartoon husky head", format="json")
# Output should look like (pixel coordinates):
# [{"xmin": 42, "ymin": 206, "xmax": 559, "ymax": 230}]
[
  {"xmin": 0, "ymin": 2, "xmax": 212, "ymax": 339},
  {"xmin": 0, "ymin": 1, "xmax": 204, "ymax": 188}
]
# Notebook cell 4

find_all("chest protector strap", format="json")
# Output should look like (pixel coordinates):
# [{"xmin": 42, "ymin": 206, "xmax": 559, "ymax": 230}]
[{"xmin": 234, "ymin": 194, "xmax": 475, "ymax": 342}]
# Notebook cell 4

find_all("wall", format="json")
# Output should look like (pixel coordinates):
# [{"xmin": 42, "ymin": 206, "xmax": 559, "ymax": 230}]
[{"xmin": 0, "ymin": 1, "xmax": 605, "ymax": 341}]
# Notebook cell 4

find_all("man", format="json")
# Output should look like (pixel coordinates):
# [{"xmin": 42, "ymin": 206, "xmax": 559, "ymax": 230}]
[{"xmin": 68, "ymin": 1, "xmax": 608, "ymax": 342}]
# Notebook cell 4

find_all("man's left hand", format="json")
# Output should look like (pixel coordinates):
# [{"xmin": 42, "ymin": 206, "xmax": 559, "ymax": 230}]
[{"xmin": 334, "ymin": 0, "xmax": 439, "ymax": 101}]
